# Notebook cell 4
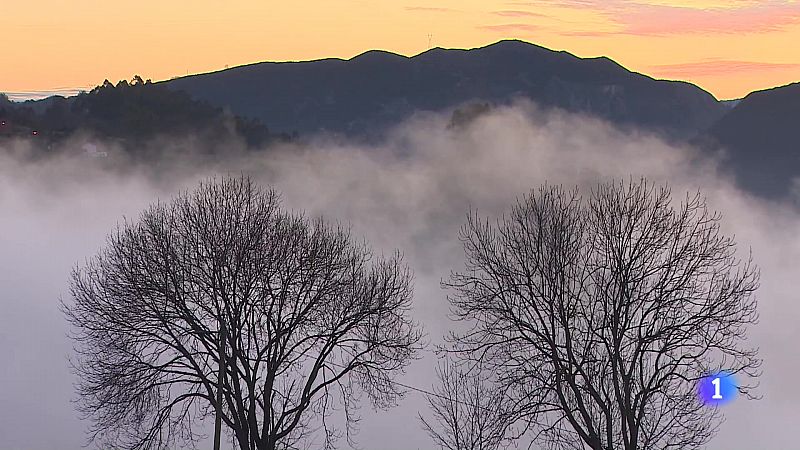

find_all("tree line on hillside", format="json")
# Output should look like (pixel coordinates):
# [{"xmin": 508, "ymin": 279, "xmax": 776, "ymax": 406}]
[
  {"xmin": 0, "ymin": 78, "xmax": 290, "ymax": 154},
  {"xmin": 61, "ymin": 175, "xmax": 760, "ymax": 450}
]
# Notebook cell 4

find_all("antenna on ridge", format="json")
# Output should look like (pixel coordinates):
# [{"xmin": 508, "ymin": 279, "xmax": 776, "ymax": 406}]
[{"xmin": 428, "ymin": 33, "xmax": 433, "ymax": 49}]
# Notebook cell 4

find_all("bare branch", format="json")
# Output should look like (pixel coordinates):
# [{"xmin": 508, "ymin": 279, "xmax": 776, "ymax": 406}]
[
  {"xmin": 445, "ymin": 179, "xmax": 760, "ymax": 450},
  {"xmin": 63, "ymin": 175, "xmax": 423, "ymax": 450}
]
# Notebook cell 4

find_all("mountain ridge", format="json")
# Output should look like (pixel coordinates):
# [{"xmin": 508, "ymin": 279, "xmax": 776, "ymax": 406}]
[
  {"xmin": 697, "ymin": 81, "xmax": 800, "ymax": 198},
  {"xmin": 161, "ymin": 39, "xmax": 726, "ymax": 139},
  {"xmin": 5, "ymin": 40, "xmax": 799, "ymax": 200}
]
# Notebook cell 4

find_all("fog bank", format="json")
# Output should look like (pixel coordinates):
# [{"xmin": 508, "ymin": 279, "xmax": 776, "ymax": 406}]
[{"xmin": 1, "ymin": 102, "xmax": 797, "ymax": 449}]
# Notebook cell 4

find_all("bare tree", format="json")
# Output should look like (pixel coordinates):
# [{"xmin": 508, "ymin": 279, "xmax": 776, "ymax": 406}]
[
  {"xmin": 419, "ymin": 358, "xmax": 514, "ymax": 450},
  {"xmin": 63, "ymin": 175, "xmax": 423, "ymax": 450},
  {"xmin": 445, "ymin": 180, "xmax": 760, "ymax": 450}
]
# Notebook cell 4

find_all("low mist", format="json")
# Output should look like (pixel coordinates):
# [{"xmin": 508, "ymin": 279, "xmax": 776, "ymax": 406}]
[{"xmin": 1, "ymin": 102, "xmax": 797, "ymax": 449}]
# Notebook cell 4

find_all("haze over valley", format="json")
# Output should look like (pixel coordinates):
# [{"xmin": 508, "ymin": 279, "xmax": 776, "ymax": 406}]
[{"xmin": 2, "ymin": 36, "xmax": 800, "ymax": 450}]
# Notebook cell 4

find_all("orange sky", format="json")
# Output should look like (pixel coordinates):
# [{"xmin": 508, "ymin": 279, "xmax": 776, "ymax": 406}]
[{"xmin": 3, "ymin": 0, "xmax": 800, "ymax": 100}]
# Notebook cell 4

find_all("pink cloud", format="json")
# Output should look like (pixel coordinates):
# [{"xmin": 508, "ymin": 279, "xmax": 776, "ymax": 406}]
[
  {"xmin": 558, "ymin": 30, "xmax": 619, "ymax": 37},
  {"xmin": 502, "ymin": 1, "xmax": 800, "ymax": 37},
  {"xmin": 511, "ymin": 0, "xmax": 763, "ymax": 11},
  {"xmin": 506, "ymin": 0, "xmax": 624, "ymax": 9},
  {"xmin": 492, "ymin": 10, "xmax": 549, "ymax": 18},
  {"xmin": 525, "ymin": 0, "xmax": 607, "ymax": 6},
  {"xmin": 478, "ymin": 23, "xmax": 541, "ymax": 33},
  {"xmin": 649, "ymin": 60, "xmax": 800, "ymax": 78},
  {"xmin": 404, "ymin": 6, "xmax": 455, "ymax": 13},
  {"xmin": 620, "ymin": 3, "xmax": 800, "ymax": 36}
]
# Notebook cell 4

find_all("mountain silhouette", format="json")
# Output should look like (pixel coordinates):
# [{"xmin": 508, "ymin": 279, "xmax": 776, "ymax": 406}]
[
  {"xmin": 5, "ymin": 40, "xmax": 799, "ymax": 201},
  {"xmin": 0, "ymin": 79, "xmax": 285, "ymax": 152},
  {"xmin": 698, "ymin": 82, "xmax": 800, "ymax": 199},
  {"xmin": 162, "ymin": 40, "xmax": 726, "ymax": 139}
]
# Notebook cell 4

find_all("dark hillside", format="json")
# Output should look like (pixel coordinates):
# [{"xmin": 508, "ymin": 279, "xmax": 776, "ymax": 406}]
[
  {"xmin": 163, "ymin": 40, "xmax": 726, "ymax": 139},
  {"xmin": 697, "ymin": 82, "xmax": 800, "ymax": 198}
]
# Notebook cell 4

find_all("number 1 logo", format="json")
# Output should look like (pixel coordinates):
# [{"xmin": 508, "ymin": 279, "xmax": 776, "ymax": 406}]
[
  {"xmin": 711, "ymin": 377, "xmax": 723, "ymax": 399},
  {"xmin": 698, "ymin": 372, "xmax": 737, "ymax": 406}
]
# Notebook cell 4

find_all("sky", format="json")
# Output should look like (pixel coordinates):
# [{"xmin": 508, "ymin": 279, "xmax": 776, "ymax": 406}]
[
  {"xmin": 1, "ymin": 103, "xmax": 799, "ymax": 449},
  {"xmin": 3, "ymin": 0, "xmax": 800, "ymax": 100}
]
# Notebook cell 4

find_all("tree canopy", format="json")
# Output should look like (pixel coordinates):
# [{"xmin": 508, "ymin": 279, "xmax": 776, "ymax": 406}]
[{"xmin": 64, "ymin": 176, "xmax": 423, "ymax": 450}]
